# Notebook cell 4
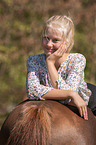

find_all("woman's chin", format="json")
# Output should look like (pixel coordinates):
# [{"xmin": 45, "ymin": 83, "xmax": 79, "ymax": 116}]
[{"xmin": 45, "ymin": 52, "xmax": 52, "ymax": 57}]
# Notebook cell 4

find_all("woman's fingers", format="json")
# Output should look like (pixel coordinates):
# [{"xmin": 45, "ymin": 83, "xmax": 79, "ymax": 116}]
[
  {"xmin": 72, "ymin": 92, "xmax": 88, "ymax": 120},
  {"xmin": 46, "ymin": 41, "xmax": 67, "ymax": 62},
  {"xmin": 83, "ymin": 106, "xmax": 88, "ymax": 120},
  {"xmin": 79, "ymin": 106, "xmax": 88, "ymax": 120},
  {"xmin": 79, "ymin": 107, "xmax": 83, "ymax": 117},
  {"xmin": 57, "ymin": 41, "xmax": 67, "ymax": 55}
]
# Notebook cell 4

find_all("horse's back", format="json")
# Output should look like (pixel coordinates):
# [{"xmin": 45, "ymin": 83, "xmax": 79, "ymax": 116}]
[
  {"xmin": 0, "ymin": 100, "xmax": 96, "ymax": 145},
  {"xmin": 47, "ymin": 101, "xmax": 96, "ymax": 145}
]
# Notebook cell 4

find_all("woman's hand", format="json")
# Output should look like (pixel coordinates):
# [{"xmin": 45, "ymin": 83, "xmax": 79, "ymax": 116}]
[
  {"xmin": 46, "ymin": 41, "xmax": 67, "ymax": 63},
  {"xmin": 46, "ymin": 41, "xmax": 67, "ymax": 88},
  {"xmin": 71, "ymin": 91, "xmax": 88, "ymax": 120}
]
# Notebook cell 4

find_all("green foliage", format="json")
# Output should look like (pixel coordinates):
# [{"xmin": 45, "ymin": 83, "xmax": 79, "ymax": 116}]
[{"xmin": 82, "ymin": 0, "xmax": 95, "ymax": 7}]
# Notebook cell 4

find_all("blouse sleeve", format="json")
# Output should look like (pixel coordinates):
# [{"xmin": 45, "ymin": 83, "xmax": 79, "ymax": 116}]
[
  {"xmin": 56, "ymin": 54, "xmax": 91, "ymax": 104},
  {"xmin": 26, "ymin": 55, "xmax": 54, "ymax": 100}
]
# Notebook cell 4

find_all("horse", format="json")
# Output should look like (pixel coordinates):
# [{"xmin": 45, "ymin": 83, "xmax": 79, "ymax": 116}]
[{"xmin": 0, "ymin": 83, "xmax": 96, "ymax": 145}]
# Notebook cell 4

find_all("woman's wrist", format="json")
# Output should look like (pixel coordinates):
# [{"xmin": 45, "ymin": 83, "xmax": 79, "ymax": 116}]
[
  {"xmin": 46, "ymin": 57, "xmax": 56, "ymax": 64},
  {"xmin": 67, "ymin": 90, "xmax": 77, "ymax": 100}
]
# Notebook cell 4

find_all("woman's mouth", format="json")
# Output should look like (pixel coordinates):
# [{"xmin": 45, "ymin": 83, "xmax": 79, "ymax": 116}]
[{"xmin": 46, "ymin": 48, "xmax": 55, "ymax": 52}]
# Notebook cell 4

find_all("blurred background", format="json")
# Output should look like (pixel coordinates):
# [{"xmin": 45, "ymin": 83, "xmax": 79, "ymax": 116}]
[{"xmin": 0, "ymin": 0, "xmax": 96, "ymax": 128}]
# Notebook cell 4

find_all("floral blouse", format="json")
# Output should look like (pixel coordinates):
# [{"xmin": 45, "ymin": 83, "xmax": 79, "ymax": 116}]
[{"xmin": 26, "ymin": 53, "xmax": 92, "ymax": 105}]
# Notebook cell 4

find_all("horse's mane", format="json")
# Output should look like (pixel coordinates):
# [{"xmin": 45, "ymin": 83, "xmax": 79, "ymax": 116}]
[{"xmin": 7, "ymin": 102, "xmax": 52, "ymax": 145}]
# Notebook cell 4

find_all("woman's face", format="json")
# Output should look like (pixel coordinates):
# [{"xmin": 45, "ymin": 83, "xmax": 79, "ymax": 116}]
[{"xmin": 42, "ymin": 27, "xmax": 64, "ymax": 57}]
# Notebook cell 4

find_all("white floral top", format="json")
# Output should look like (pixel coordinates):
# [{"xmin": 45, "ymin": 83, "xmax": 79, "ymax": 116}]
[{"xmin": 26, "ymin": 53, "xmax": 92, "ymax": 105}]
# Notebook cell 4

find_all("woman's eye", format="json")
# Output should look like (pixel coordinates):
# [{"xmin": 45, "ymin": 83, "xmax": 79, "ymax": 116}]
[
  {"xmin": 53, "ymin": 39, "xmax": 59, "ymax": 43},
  {"xmin": 43, "ymin": 37, "xmax": 50, "ymax": 41}
]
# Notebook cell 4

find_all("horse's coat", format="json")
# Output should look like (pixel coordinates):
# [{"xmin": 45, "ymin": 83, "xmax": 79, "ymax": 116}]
[{"xmin": 0, "ymin": 100, "xmax": 96, "ymax": 145}]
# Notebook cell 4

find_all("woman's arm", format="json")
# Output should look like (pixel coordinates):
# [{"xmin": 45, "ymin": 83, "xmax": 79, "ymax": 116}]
[
  {"xmin": 46, "ymin": 60, "xmax": 58, "ymax": 88},
  {"xmin": 42, "ymin": 89, "xmax": 88, "ymax": 120},
  {"xmin": 46, "ymin": 41, "xmax": 66, "ymax": 88}
]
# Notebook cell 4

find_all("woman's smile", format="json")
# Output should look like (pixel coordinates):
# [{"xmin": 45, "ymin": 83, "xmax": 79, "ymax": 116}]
[{"xmin": 46, "ymin": 47, "xmax": 55, "ymax": 51}]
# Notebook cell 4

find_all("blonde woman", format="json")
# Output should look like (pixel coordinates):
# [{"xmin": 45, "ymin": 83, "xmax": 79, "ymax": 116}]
[{"xmin": 26, "ymin": 15, "xmax": 92, "ymax": 120}]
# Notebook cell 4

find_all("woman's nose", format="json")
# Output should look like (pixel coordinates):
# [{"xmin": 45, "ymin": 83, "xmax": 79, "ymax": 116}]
[{"xmin": 47, "ymin": 40, "xmax": 53, "ymax": 47}]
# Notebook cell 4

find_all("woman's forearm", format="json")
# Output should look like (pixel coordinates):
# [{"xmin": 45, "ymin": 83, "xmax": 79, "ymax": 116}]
[
  {"xmin": 46, "ymin": 60, "xmax": 59, "ymax": 89},
  {"xmin": 42, "ymin": 89, "xmax": 74, "ymax": 100}
]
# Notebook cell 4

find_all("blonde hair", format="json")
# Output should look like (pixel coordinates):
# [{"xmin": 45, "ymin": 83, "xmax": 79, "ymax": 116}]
[{"xmin": 43, "ymin": 15, "xmax": 74, "ymax": 52}]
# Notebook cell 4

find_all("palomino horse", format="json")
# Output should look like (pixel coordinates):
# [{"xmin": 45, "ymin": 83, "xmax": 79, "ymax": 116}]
[{"xmin": 0, "ymin": 83, "xmax": 96, "ymax": 145}]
